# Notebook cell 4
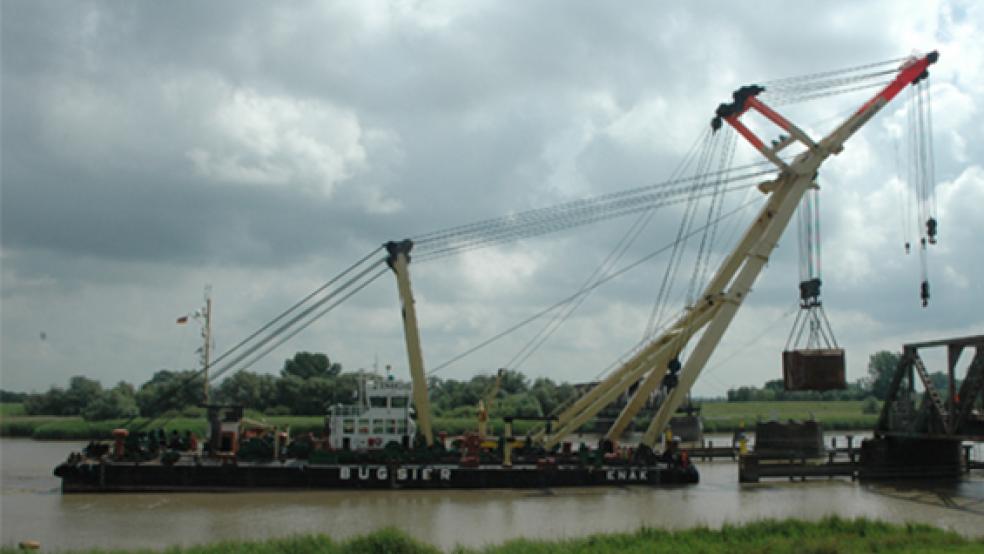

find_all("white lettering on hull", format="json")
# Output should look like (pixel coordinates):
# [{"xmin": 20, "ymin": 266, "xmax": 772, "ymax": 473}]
[
  {"xmin": 604, "ymin": 468, "xmax": 649, "ymax": 482},
  {"xmin": 338, "ymin": 466, "xmax": 453, "ymax": 482}
]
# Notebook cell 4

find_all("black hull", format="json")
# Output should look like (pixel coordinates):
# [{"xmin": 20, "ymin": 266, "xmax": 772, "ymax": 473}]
[{"xmin": 56, "ymin": 461, "xmax": 699, "ymax": 492}]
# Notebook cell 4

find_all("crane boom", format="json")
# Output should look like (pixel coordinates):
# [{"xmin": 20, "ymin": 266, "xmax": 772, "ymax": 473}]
[
  {"xmin": 540, "ymin": 51, "xmax": 938, "ymax": 450},
  {"xmin": 386, "ymin": 239, "xmax": 435, "ymax": 447}
]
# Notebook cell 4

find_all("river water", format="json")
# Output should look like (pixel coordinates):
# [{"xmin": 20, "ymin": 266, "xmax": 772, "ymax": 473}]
[{"xmin": 2, "ymin": 437, "xmax": 984, "ymax": 551}]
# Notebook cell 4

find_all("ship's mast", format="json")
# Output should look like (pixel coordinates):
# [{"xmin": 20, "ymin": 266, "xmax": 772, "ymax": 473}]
[{"xmin": 202, "ymin": 286, "xmax": 213, "ymax": 404}]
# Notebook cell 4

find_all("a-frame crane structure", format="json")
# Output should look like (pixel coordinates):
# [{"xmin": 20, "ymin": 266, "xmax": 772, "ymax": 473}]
[
  {"xmin": 522, "ymin": 52, "xmax": 940, "ymax": 450},
  {"xmin": 136, "ymin": 51, "xmax": 939, "ymax": 453}
]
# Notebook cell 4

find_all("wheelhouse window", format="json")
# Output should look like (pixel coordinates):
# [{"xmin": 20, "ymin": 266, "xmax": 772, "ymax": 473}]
[
  {"xmin": 369, "ymin": 397, "xmax": 387, "ymax": 408},
  {"xmin": 391, "ymin": 397, "xmax": 408, "ymax": 408}
]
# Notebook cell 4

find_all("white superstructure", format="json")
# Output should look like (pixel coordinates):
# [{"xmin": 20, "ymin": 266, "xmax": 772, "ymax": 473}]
[{"xmin": 325, "ymin": 376, "xmax": 417, "ymax": 451}]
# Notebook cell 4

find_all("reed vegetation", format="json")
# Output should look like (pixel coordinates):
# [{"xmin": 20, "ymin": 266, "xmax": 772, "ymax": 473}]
[{"xmin": 1, "ymin": 518, "xmax": 980, "ymax": 553}]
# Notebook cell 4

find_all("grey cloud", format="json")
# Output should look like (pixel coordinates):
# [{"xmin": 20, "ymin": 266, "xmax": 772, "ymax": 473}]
[{"xmin": 2, "ymin": 0, "xmax": 982, "ymax": 393}]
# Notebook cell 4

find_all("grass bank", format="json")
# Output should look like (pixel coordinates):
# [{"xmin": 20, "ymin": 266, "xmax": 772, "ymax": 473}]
[
  {"xmin": 699, "ymin": 400, "xmax": 878, "ymax": 432},
  {"xmin": 0, "ymin": 401, "xmax": 877, "ymax": 440},
  {"xmin": 2, "ymin": 517, "xmax": 980, "ymax": 553}
]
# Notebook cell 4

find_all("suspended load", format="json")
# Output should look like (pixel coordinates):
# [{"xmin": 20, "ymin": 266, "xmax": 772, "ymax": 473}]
[
  {"xmin": 783, "ymin": 187, "xmax": 846, "ymax": 391},
  {"xmin": 782, "ymin": 348, "xmax": 845, "ymax": 391}
]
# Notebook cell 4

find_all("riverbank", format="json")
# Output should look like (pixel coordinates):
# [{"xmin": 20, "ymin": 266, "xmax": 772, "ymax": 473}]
[
  {"xmin": 0, "ymin": 400, "xmax": 877, "ymax": 440},
  {"xmin": 2, "ymin": 518, "xmax": 980, "ymax": 553}
]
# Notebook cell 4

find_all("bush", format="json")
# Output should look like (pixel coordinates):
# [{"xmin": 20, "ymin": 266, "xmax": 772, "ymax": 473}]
[{"xmin": 862, "ymin": 396, "xmax": 880, "ymax": 415}]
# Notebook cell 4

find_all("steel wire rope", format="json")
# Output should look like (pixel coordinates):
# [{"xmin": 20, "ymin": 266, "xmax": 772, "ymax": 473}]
[
  {"xmin": 758, "ymin": 56, "xmax": 905, "ymax": 88},
  {"xmin": 925, "ymin": 80, "xmax": 938, "ymax": 220},
  {"xmin": 644, "ymin": 131, "xmax": 720, "ymax": 339},
  {"xmin": 413, "ymin": 169, "xmax": 773, "ymax": 259},
  {"xmin": 184, "ymin": 259, "xmax": 388, "ymax": 389},
  {"xmin": 502, "ymin": 211, "xmax": 649, "ymax": 373},
  {"xmin": 121, "ymin": 247, "xmax": 383, "ymax": 431},
  {"xmin": 537, "ymin": 190, "xmax": 768, "ymax": 427},
  {"xmin": 411, "ymin": 162, "xmax": 778, "ymax": 257},
  {"xmin": 688, "ymin": 130, "xmax": 737, "ymax": 306},
  {"xmin": 425, "ymin": 194, "xmax": 767, "ymax": 377},
  {"xmin": 766, "ymin": 80, "xmax": 893, "ymax": 106},
  {"xmin": 414, "ymin": 174, "xmax": 773, "ymax": 262},
  {"xmin": 763, "ymin": 70, "xmax": 896, "ymax": 98},
  {"xmin": 673, "ymin": 130, "xmax": 740, "ymax": 376},
  {"xmin": 705, "ymin": 301, "xmax": 800, "ymax": 378},
  {"xmin": 150, "ymin": 269, "xmax": 389, "ymax": 433},
  {"xmin": 131, "ymin": 256, "xmax": 387, "ymax": 432},
  {"xmin": 697, "ymin": 131, "xmax": 739, "ymax": 291},
  {"xmin": 411, "ymin": 161, "xmax": 772, "ymax": 246},
  {"xmin": 216, "ymin": 267, "xmax": 390, "ymax": 378},
  {"xmin": 505, "ymin": 129, "xmax": 712, "ymax": 373}
]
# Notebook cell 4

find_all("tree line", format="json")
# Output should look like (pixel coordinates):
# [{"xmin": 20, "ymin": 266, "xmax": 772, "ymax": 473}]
[{"xmin": 7, "ymin": 350, "xmax": 928, "ymax": 421}]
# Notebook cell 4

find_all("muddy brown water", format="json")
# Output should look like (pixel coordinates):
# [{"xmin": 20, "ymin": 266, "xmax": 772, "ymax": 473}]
[{"xmin": 2, "ymin": 437, "xmax": 984, "ymax": 551}]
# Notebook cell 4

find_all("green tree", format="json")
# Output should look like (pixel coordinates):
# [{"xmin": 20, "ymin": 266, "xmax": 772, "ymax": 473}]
[
  {"xmin": 23, "ymin": 376, "xmax": 105, "ymax": 416},
  {"xmin": 216, "ymin": 371, "xmax": 278, "ymax": 411},
  {"xmin": 281, "ymin": 352, "xmax": 341, "ymax": 380},
  {"xmin": 136, "ymin": 370, "xmax": 205, "ymax": 416},
  {"xmin": 499, "ymin": 392, "xmax": 543, "ymax": 417},
  {"xmin": 82, "ymin": 382, "xmax": 138, "ymax": 420},
  {"xmin": 23, "ymin": 387, "xmax": 69, "ymax": 415},
  {"xmin": 861, "ymin": 396, "xmax": 880, "ymax": 415},
  {"xmin": 65, "ymin": 376, "xmax": 104, "ymax": 414},
  {"xmin": 498, "ymin": 369, "xmax": 529, "ymax": 395},
  {"xmin": 865, "ymin": 351, "xmax": 902, "ymax": 400}
]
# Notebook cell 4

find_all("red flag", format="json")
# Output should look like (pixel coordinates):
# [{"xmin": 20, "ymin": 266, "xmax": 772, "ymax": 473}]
[{"xmin": 176, "ymin": 316, "xmax": 189, "ymax": 324}]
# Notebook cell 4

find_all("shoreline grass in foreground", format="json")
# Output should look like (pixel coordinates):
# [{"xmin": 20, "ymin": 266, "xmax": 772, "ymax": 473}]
[{"xmin": 2, "ymin": 518, "xmax": 982, "ymax": 553}]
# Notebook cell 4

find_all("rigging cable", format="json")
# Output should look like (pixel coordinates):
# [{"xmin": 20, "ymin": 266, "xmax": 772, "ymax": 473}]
[
  {"xmin": 130, "ymin": 250, "xmax": 386, "ymax": 431},
  {"xmin": 504, "ymin": 128, "xmax": 711, "ymax": 372},
  {"xmin": 426, "ymin": 193, "xmax": 767, "ymax": 375},
  {"xmin": 643, "ymin": 130, "xmax": 717, "ymax": 339},
  {"xmin": 411, "ymin": 161, "xmax": 777, "ymax": 261}
]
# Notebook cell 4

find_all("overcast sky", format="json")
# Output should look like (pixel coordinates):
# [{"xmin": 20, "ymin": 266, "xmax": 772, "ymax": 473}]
[{"xmin": 2, "ymin": 1, "xmax": 982, "ymax": 398}]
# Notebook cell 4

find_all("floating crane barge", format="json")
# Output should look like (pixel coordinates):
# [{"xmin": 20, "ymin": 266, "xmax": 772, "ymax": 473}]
[{"xmin": 57, "ymin": 49, "xmax": 941, "ymax": 492}]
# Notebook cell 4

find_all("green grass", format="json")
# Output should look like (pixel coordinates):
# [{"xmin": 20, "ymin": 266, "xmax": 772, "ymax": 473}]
[
  {"xmin": 0, "ymin": 401, "xmax": 877, "ymax": 440},
  {"xmin": 1, "ymin": 518, "xmax": 981, "ymax": 553},
  {"xmin": 698, "ymin": 400, "xmax": 877, "ymax": 433},
  {"xmin": 0, "ymin": 403, "xmax": 25, "ymax": 416}
]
